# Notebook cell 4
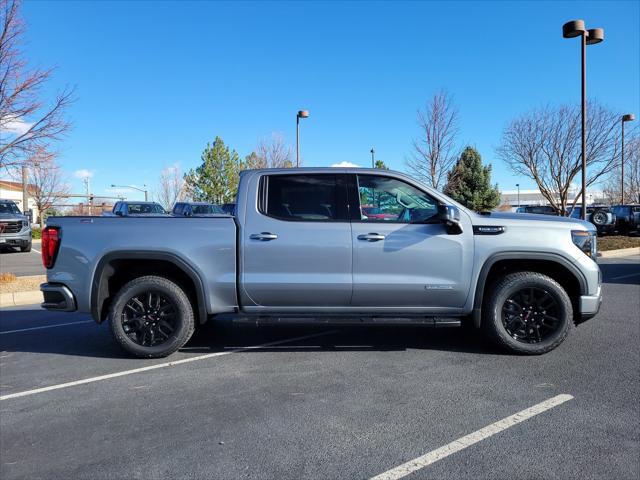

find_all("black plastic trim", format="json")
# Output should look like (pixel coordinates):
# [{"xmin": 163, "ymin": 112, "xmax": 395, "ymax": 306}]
[
  {"xmin": 90, "ymin": 251, "xmax": 208, "ymax": 324},
  {"xmin": 472, "ymin": 252, "xmax": 588, "ymax": 328}
]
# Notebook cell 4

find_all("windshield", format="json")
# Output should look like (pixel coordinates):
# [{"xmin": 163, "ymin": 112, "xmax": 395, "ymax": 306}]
[
  {"xmin": 127, "ymin": 203, "xmax": 166, "ymax": 214},
  {"xmin": 0, "ymin": 201, "xmax": 21, "ymax": 214}
]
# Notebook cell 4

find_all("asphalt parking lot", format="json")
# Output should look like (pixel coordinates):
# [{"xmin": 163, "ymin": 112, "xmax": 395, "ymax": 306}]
[
  {"xmin": 0, "ymin": 246, "xmax": 44, "ymax": 276},
  {"xmin": 1, "ymin": 256, "xmax": 638, "ymax": 480}
]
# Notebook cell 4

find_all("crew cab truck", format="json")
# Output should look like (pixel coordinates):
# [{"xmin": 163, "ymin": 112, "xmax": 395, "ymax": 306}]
[{"xmin": 40, "ymin": 168, "xmax": 602, "ymax": 358}]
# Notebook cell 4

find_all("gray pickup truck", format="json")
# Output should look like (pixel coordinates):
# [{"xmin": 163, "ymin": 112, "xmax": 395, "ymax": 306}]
[
  {"xmin": 0, "ymin": 198, "xmax": 32, "ymax": 252},
  {"xmin": 40, "ymin": 168, "xmax": 602, "ymax": 358}
]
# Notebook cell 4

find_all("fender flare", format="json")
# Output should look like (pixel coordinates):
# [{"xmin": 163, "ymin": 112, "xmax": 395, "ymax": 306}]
[
  {"xmin": 90, "ymin": 251, "xmax": 208, "ymax": 324},
  {"xmin": 472, "ymin": 252, "xmax": 588, "ymax": 328}
]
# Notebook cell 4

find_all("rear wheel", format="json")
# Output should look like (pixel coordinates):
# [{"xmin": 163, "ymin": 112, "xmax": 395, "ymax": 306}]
[
  {"xmin": 590, "ymin": 209, "xmax": 608, "ymax": 227},
  {"xmin": 483, "ymin": 272, "xmax": 572, "ymax": 355},
  {"xmin": 108, "ymin": 275, "xmax": 195, "ymax": 358}
]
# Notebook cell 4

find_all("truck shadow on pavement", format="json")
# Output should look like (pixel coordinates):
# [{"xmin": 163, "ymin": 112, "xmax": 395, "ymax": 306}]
[{"xmin": 0, "ymin": 312, "xmax": 501, "ymax": 359}]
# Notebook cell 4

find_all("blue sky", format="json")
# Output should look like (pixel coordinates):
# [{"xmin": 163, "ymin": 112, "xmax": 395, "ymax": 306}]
[{"xmin": 18, "ymin": 0, "xmax": 640, "ymax": 200}]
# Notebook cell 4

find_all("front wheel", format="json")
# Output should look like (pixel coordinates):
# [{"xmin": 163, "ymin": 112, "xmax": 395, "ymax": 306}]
[
  {"xmin": 108, "ymin": 276, "xmax": 195, "ymax": 358},
  {"xmin": 20, "ymin": 242, "xmax": 32, "ymax": 252},
  {"xmin": 483, "ymin": 272, "xmax": 572, "ymax": 355}
]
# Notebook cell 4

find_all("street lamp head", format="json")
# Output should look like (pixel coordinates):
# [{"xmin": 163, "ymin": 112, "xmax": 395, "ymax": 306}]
[
  {"xmin": 110, "ymin": 184, "xmax": 116, "ymax": 187},
  {"xmin": 586, "ymin": 28, "xmax": 604, "ymax": 45},
  {"xmin": 562, "ymin": 19, "xmax": 586, "ymax": 38},
  {"xmin": 297, "ymin": 110, "xmax": 309, "ymax": 119},
  {"xmin": 622, "ymin": 113, "xmax": 636, "ymax": 122}
]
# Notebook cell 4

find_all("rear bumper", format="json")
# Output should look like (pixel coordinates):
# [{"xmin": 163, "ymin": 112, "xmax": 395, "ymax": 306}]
[
  {"xmin": 579, "ymin": 285, "xmax": 602, "ymax": 322},
  {"xmin": 40, "ymin": 283, "xmax": 77, "ymax": 312}
]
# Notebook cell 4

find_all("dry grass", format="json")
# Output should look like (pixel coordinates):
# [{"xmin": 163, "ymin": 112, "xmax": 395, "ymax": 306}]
[
  {"xmin": 598, "ymin": 236, "xmax": 640, "ymax": 252},
  {"xmin": 0, "ymin": 272, "xmax": 17, "ymax": 284},
  {"xmin": 0, "ymin": 275, "xmax": 45, "ymax": 293}
]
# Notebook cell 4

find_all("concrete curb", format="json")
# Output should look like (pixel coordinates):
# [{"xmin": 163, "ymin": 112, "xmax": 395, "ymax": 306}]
[
  {"xmin": 0, "ymin": 290, "xmax": 42, "ymax": 308},
  {"xmin": 599, "ymin": 247, "xmax": 640, "ymax": 258}
]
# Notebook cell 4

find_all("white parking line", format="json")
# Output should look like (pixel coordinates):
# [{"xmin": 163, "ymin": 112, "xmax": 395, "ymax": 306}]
[
  {"xmin": 0, "ymin": 330, "xmax": 337, "ymax": 401},
  {"xmin": 609, "ymin": 272, "xmax": 640, "ymax": 280},
  {"xmin": 31, "ymin": 247, "xmax": 41, "ymax": 254},
  {"xmin": 0, "ymin": 321, "xmax": 93, "ymax": 335},
  {"xmin": 369, "ymin": 394, "xmax": 574, "ymax": 480}
]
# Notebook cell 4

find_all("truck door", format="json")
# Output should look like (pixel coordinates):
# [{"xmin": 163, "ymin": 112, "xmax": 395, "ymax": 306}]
[
  {"xmin": 350, "ymin": 173, "xmax": 473, "ymax": 309},
  {"xmin": 240, "ymin": 173, "xmax": 352, "ymax": 309}
]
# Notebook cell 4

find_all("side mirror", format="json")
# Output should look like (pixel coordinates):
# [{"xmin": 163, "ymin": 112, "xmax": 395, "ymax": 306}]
[{"xmin": 438, "ymin": 204, "xmax": 463, "ymax": 234}]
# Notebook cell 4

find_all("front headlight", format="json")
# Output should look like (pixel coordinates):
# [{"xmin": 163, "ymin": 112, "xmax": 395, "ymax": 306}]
[
  {"xmin": 572, "ymin": 230, "xmax": 597, "ymax": 258},
  {"xmin": 22, "ymin": 219, "xmax": 29, "ymax": 228}
]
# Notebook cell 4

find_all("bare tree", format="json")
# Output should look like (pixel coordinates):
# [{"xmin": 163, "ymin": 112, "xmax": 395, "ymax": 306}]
[
  {"xmin": 406, "ymin": 90, "xmax": 459, "ymax": 190},
  {"xmin": 24, "ymin": 148, "xmax": 69, "ymax": 225},
  {"xmin": 0, "ymin": 0, "xmax": 74, "ymax": 171},
  {"xmin": 245, "ymin": 133, "xmax": 293, "ymax": 169},
  {"xmin": 155, "ymin": 164, "xmax": 186, "ymax": 210},
  {"xmin": 497, "ymin": 102, "xmax": 621, "ymax": 215},
  {"xmin": 601, "ymin": 134, "xmax": 640, "ymax": 204}
]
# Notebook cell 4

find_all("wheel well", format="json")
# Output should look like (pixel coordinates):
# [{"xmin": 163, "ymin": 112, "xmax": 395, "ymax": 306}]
[
  {"xmin": 93, "ymin": 258, "xmax": 205, "ymax": 324},
  {"xmin": 476, "ymin": 259, "xmax": 583, "ymax": 326}
]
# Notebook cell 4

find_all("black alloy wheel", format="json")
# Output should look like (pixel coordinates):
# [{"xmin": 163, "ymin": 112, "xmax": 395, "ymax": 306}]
[
  {"xmin": 121, "ymin": 291, "xmax": 178, "ymax": 347},
  {"xmin": 502, "ymin": 287, "xmax": 561, "ymax": 344}
]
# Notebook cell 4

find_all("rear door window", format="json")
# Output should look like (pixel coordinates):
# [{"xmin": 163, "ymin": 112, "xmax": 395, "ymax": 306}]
[{"xmin": 262, "ymin": 174, "xmax": 348, "ymax": 222}]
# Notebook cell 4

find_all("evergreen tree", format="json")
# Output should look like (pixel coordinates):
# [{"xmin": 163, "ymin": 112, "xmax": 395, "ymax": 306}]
[
  {"xmin": 374, "ymin": 159, "xmax": 389, "ymax": 169},
  {"xmin": 183, "ymin": 137, "xmax": 241, "ymax": 204},
  {"xmin": 443, "ymin": 146, "xmax": 500, "ymax": 211}
]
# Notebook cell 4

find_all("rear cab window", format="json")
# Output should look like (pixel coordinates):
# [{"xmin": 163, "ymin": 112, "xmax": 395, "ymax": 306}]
[{"xmin": 260, "ymin": 174, "xmax": 349, "ymax": 222}]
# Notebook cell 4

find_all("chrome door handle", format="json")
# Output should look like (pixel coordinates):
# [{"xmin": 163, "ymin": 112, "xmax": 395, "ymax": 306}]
[
  {"xmin": 250, "ymin": 232, "xmax": 278, "ymax": 241},
  {"xmin": 357, "ymin": 233, "xmax": 386, "ymax": 242}
]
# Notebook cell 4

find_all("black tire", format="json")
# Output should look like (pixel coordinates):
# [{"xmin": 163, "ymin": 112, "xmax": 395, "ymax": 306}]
[
  {"xmin": 483, "ymin": 272, "xmax": 572, "ymax": 355},
  {"xmin": 20, "ymin": 242, "xmax": 32, "ymax": 253},
  {"xmin": 590, "ymin": 210, "xmax": 608, "ymax": 226},
  {"xmin": 108, "ymin": 275, "xmax": 195, "ymax": 358}
]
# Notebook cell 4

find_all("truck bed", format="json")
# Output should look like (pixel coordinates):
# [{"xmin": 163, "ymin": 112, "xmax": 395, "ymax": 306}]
[{"xmin": 44, "ymin": 215, "xmax": 238, "ymax": 317}]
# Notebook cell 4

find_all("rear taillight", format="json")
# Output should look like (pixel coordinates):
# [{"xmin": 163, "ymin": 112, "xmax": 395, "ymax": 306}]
[{"xmin": 41, "ymin": 227, "xmax": 60, "ymax": 269}]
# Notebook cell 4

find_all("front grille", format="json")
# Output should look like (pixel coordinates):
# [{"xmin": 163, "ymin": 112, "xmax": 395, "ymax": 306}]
[{"xmin": 0, "ymin": 221, "xmax": 22, "ymax": 234}]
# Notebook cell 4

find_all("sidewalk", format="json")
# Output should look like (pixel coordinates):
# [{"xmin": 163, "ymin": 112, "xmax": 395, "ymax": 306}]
[{"xmin": 0, "ymin": 275, "xmax": 45, "ymax": 308}]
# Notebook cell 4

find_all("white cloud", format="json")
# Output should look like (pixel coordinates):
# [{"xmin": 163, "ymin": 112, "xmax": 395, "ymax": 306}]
[
  {"xmin": 74, "ymin": 169, "xmax": 95, "ymax": 179},
  {"xmin": 330, "ymin": 161, "xmax": 360, "ymax": 168},
  {"xmin": 0, "ymin": 116, "xmax": 33, "ymax": 136}
]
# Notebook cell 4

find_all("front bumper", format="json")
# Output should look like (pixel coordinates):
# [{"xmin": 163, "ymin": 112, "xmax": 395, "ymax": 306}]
[
  {"xmin": 579, "ymin": 285, "xmax": 602, "ymax": 322},
  {"xmin": 40, "ymin": 283, "xmax": 77, "ymax": 312},
  {"xmin": 0, "ymin": 229, "xmax": 31, "ymax": 247}
]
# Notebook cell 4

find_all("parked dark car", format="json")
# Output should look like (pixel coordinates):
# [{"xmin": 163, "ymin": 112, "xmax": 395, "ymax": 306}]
[
  {"xmin": 568, "ymin": 206, "xmax": 616, "ymax": 235},
  {"xmin": 172, "ymin": 202, "xmax": 224, "ymax": 216},
  {"xmin": 515, "ymin": 205, "xmax": 558, "ymax": 215},
  {"xmin": 611, "ymin": 204, "xmax": 640, "ymax": 234},
  {"xmin": 221, "ymin": 203, "xmax": 236, "ymax": 215},
  {"xmin": 111, "ymin": 201, "xmax": 168, "ymax": 216}
]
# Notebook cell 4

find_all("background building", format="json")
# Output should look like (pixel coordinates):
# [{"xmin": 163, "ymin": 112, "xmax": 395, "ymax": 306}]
[{"xmin": 500, "ymin": 187, "xmax": 607, "ymax": 209}]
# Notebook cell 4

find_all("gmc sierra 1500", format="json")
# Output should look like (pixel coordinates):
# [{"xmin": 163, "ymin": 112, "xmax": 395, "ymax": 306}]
[{"xmin": 40, "ymin": 168, "xmax": 602, "ymax": 358}]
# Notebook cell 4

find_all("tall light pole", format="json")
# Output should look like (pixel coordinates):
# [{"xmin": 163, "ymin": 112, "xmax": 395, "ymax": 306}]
[
  {"xmin": 296, "ymin": 110, "xmax": 309, "ymax": 167},
  {"xmin": 621, "ymin": 113, "xmax": 635, "ymax": 204},
  {"xmin": 111, "ymin": 184, "xmax": 148, "ymax": 201},
  {"xmin": 21, "ymin": 164, "xmax": 29, "ymax": 220},
  {"xmin": 563, "ymin": 19, "xmax": 604, "ymax": 220},
  {"xmin": 516, "ymin": 183, "xmax": 520, "ymax": 208},
  {"xmin": 370, "ymin": 148, "xmax": 375, "ymax": 168}
]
